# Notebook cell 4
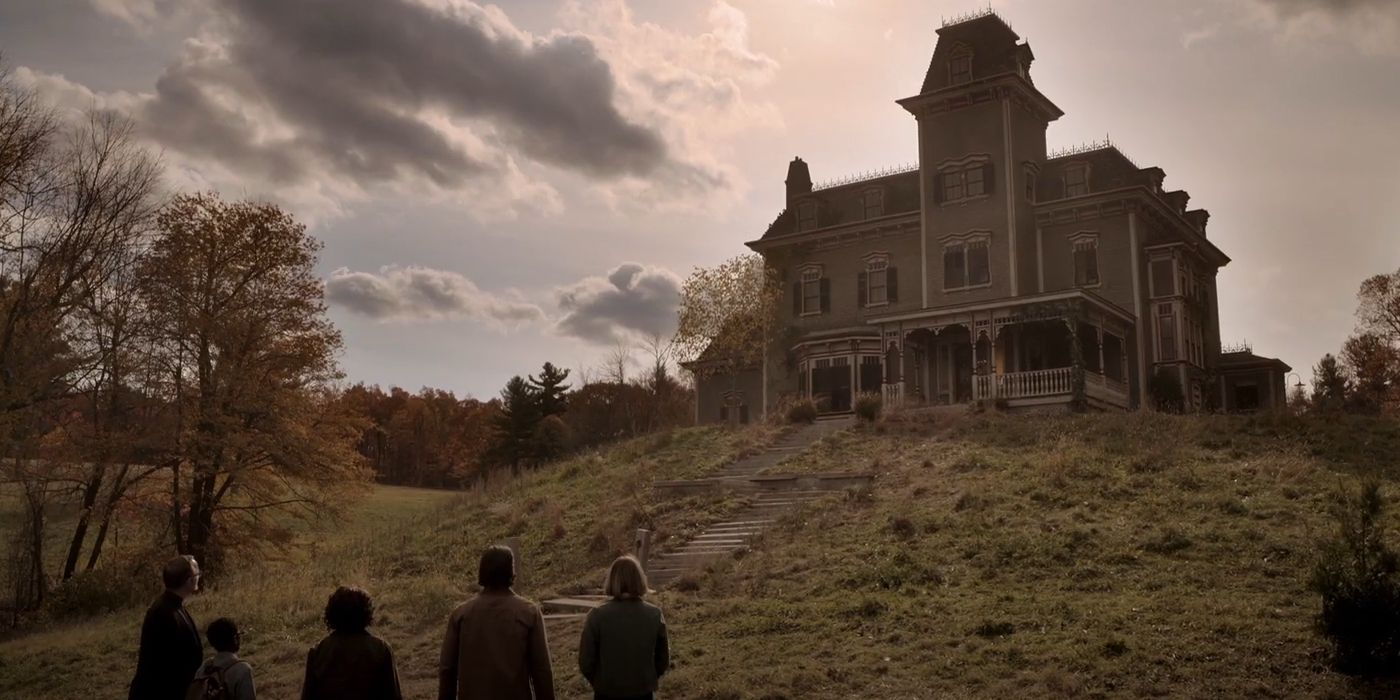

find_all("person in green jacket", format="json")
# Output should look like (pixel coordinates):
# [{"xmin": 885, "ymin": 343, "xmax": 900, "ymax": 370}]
[{"xmin": 578, "ymin": 556, "xmax": 670, "ymax": 700}]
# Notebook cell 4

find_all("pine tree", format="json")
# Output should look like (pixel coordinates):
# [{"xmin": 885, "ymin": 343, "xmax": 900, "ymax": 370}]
[
  {"xmin": 1313, "ymin": 354, "xmax": 1350, "ymax": 413},
  {"xmin": 529, "ymin": 362, "xmax": 571, "ymax": 419},
  {"xmin": 491, "ymin": 376, "xmax": 540, "ymax": 472}
]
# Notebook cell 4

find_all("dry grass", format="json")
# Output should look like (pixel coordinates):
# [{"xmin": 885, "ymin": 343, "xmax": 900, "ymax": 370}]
[{"xmin": 0, "ymin": 423, "xmax": 776, "ymax": 699}]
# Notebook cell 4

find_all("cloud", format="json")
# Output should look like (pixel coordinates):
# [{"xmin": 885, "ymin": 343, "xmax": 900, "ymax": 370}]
[
  {"xmin": 1180, "ymin": 23, "xmax": 1221, "ymax": 49},
  {"xmin": 555, "ymin": 263, "xmax": 683, "ymax": 345},
  {"xmin": 326, "ymin": 266, "xmax": 546, "ymax": 326},
  {"xmin": 559, "ymin": 0, "xmax": 783, "ymax": 212},
  {"xmin": 1248, "ymin": 0, "xmax": 1400, "ymax": 54}
]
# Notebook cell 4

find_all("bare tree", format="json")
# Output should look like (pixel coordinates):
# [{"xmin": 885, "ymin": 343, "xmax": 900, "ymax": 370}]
[{"xmin": 0, "ymin": 66, "xmax": 161, "ymax": 608}]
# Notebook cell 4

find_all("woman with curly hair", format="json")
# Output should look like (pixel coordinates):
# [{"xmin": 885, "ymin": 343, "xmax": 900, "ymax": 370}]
[{"xmin": 301, "ymin": 586, "xmax": 403, "ymax": 700}]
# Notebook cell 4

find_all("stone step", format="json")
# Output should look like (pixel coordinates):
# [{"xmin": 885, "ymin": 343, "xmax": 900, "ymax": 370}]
[
  {"xmin": 541, "ymin": 597, "xmax": 606, "ymax": 614},
  {"xmin": 543, "ymin": 613, "xmax": 588, "ymax": 622},
  {"xmin": 709, "ymin": 519, "xmax": 775, "ymax": 527},
  {"xmin": 692, "ymin": 533, "xmax": 756, "ymax": 540}
]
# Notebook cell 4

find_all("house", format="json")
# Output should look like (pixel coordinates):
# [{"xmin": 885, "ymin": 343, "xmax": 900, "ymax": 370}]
[{"xmin": 694, "ymin": 10, "xmax": 1287, "ymax": 423}]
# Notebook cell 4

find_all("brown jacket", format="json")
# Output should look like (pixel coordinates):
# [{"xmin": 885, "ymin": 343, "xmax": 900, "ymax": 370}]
[{"xmin": 438, "ymin": 590, "xmax": 555, "ymax": 700}]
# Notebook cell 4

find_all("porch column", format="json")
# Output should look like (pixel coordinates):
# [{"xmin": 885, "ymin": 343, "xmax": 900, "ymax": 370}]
[
  {"xmin": 1096, "ymin": 325, "xmax": 1105, "ymax": 377},
  {"xmin": 989, "ymin": 331, "xmax": 1000, "ymax": 399}
]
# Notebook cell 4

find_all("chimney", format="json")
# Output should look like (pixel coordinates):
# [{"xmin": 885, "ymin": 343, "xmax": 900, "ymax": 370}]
[{"xmin": 786, "ymin": 157, "xmax": 812, "ymax": 201}]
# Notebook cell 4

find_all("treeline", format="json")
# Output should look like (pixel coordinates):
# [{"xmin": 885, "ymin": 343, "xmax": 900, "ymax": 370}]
[
  {"xmin": 1304, "ymin": 268, "xmax": 1400, "ymax": 415},
  {"xmin": 343, "ymin": 350, "xmax": 694, "ymax": 488}
]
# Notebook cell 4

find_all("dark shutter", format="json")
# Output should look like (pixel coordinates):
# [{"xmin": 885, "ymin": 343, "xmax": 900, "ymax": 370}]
[
  {"xmin": 932, "ymin": 175, "xmax": 943, "ymax": 204},
  {"xmin": 858, "ymin": 272, "xmax": 868, "ymax": 307},
  {"xmin": 887, "ymin": 267, "xmax": 898, "ymax": 302},
  {"xmin": 792, "ymin": 281, "xmax": 801, "ymax": 315},
  {"xmin": 983, "ymin": 162, "xmax": 995, "ymax": 195},
  {"xmin": 819, "ymin": 277, "xmax": 831, "ymax": 313}
]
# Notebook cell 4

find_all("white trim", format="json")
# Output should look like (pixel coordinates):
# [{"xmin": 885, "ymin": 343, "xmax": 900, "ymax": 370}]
[
  {"xmin": 939, "ymin": 229, "xmax": 993, "ymax": 245},
  {"xmin": 1035, "ymin": 226, "xmax": 1044, "ymax": 293},
  {"xmin": 1002, "ymin": 96, "xmax": 1018, "ymax": 297},
  {"xmin": 935, "ymin": 153, "xmax": 992, "ymax": 170},
  {"xmin": 918, "ymin": 130, "xmax": 929, "ymax": 309},
  {"xmin": 1129, "ymin": 210, "xmax": 1147, "ymax": 407}
]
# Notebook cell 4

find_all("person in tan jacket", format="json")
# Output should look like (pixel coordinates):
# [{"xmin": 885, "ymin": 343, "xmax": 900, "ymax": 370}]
[{"xmin": 438, "ymin": 545, "xmax": 555, "ymax": 700}]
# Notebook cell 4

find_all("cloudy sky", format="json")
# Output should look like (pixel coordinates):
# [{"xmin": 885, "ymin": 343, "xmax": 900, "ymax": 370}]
[{"xmin": 4, "ymin": 0, "xmax": 1397, "ymax": 398}]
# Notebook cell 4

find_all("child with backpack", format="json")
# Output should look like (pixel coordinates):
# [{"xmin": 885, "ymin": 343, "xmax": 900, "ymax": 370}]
[{"xmin": 187, "ymin": 617, "xmax": 255, "ymax": 700}]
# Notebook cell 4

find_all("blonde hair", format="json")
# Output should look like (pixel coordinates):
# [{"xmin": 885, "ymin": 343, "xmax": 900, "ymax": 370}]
[{"xmin": 603, "ymin": 555, "xmax": 649, "ymax": 600}]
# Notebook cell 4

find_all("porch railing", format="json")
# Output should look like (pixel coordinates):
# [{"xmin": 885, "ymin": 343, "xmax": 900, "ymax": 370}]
[
  {"xmin": 997, "ymin": 367, "xmax": 1074, "ymax": 399},
  {"xmin": 882, "ymin": 382, "xmax": 904, "ymax": 407}
]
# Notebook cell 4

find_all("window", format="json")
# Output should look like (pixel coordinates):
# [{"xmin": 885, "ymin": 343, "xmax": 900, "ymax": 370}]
[
  {"xmin": 859, "ymin": 356, "xmax": 883, "ymax": 393},
  {"xmin": 943, "ymin": 238, "xmax": 990, "ymax": 290},
  {"xmin": 797, "ymin": 200, "xmax": 817, "ymax": 231},
  {"xmin": 1158, "ymin": 311, "xmax": 1177, "ymax": 361},
  {"xmin": 939, "ymin": 163, "xmax": 991, "ymax": 203},
  {"xmin": 942, "ymin": 171, "xmax": 964, "ymax": 202},
  {"xmin": 1065, "ymin": 164, "xmax": 1089, "ymax": 197},
  {"xmin": 1073, "ymin": 239, "xmax": 1100, "ymax": 286},
  {"xmin": 1024, "ymin": 166, "xmax": 1036, "ymax": 202},
  {"xmin": 863, "ymin": 188, "xmax": 884, "ymax": 219},
  {"xmin": 1150, "ymin": 259, "xmax": 1176, "ymax": 297},
  {"xmin": 801, "ymin": 268, "xmax": 822, "ymax": 315},
  {"xmin": 949, "ymin": 51, "xmax": 972, "ymax": 85},
  {"xmin": 867, "ymin": 258, "xmax": 888, "ymax": 305},
  {"xmin": 965, "ymin": 166, "xmax": 985, "ymax": 197}
]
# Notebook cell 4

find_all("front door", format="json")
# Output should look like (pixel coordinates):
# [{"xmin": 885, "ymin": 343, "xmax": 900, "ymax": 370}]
[{"xmin": 954, "ymin": 344, "xmax": 973, "ymax": 403}]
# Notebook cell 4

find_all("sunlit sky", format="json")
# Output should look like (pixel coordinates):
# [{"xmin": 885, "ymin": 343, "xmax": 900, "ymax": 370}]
[{"xmin": 4, "ymin": 0, "xmax": 1397, "ymax": 398}]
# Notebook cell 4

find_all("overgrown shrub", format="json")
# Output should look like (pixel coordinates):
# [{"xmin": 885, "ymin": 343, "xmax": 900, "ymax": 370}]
[
  {"xmin": 533, "ymin": 414, "xmax": 573, "ymax": 462},
  {"xmin": 1310, "ymin": 481, "xmax": 1400, "ymax": 674},
  {"xmin": 786, "ymin": 398, "xmax": 818, "ymax": 424},
  {"xmin": 1149, "ymin": 368, "xmax": 1185, "ymax": 413},
  {"xmin": 854, "ymin": 392, "xmax": 882, "ymax": 422}
]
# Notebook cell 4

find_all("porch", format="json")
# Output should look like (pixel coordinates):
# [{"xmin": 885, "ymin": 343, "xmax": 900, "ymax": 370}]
[{"xmin": 873, "ymin": 292, "xmax": 1134, "ymax": 412}]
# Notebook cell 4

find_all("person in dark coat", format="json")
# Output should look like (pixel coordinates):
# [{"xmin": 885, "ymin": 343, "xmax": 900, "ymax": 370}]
[
  {"xmin": 301, "ymin": 586, "xmax": 404, "ymax": 700},
  {"xmin": 438, "ymin": 545, "xmax": 555, "ymax": 700},
  {"xmin": 129, "ymin": 554, "xmax": 204, "ymax": 700},
  {"xmin": 578, "ymin": 555, "xmax": 669, "ymax": 700}
]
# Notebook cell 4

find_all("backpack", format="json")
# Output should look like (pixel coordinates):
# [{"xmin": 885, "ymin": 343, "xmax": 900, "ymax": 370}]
[{"xmin": 184, "ymin": 658, "xmax": 241, "ymax": 700}]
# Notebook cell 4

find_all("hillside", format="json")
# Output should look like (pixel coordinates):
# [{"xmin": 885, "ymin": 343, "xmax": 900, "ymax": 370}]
[
  {"xmin": 0, "ymin": 423, "xmax": 777, "ymax": 699},
  {"xmin": 4, "ymin": 411, "xmax": 1400, "ymax": 698}
]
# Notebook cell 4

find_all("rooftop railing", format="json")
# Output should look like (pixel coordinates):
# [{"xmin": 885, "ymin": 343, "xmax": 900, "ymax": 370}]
[{"xmin": 811, "ymin": 162, "xmax": 918, "ymax": 191}]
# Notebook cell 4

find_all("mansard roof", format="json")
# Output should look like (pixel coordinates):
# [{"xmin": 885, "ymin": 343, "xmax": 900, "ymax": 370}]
[
  {"xmin": 920, "ymin": 12, "xmax": 1023, "ymax": 94},
  {"xmin": 760, "ymin": 168, "xmax": 920, "ymax": 240}
]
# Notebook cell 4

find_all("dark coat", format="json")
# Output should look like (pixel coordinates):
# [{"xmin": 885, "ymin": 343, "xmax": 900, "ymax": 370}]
[
  {"xmin": 301, "ymin": 630, "xmax": 404, "ymax": 700},
  {"xmin": 578, "ymin": 599, "xmax": 669, "ymax": 699},
  {"xmin": 129, "ymin": 590, "xmax": 204, "ymax": 700}
]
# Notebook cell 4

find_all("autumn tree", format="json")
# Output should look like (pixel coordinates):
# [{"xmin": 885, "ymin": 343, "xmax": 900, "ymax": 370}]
[
  {"xmin": 674, "ymin": 254, "xmax": 782, "ymax": 388},
  {"xmin": 1342, "ymin": 332, "xmax": 1399, "ymax": 413},
  {"xmin": 140, "ymin": 193, "xmax": 364, "ymax": 567}
]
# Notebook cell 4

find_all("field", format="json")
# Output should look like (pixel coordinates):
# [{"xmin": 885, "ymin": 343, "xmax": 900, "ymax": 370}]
[{"xmin": 4, "ymin": 411, "xmax": 1400, "ymax": 698}]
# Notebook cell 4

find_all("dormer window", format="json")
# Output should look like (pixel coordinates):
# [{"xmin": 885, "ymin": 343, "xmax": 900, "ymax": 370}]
[
  {"xmin": 863, "ymin": 188, "xmax": 884, "ymax": 219},
  {"xmin": 796, "ymin": 200, "xmax": 817, "ymax": 231},
  {"xmin": 1065, "ymin": 163, "xmax": 1090, "ymax": 198},
  {"xmin": 949, "ymin": 48, "xmax": 973, "ymax": 85}
]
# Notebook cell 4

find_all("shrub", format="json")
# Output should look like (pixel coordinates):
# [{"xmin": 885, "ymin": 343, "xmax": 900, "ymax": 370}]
[
  {"xmin": 1310, "ymin": 481, "xmax": 1400, "ymax": 674},
  {"xmin": 533, "ymin": 414, "xmax": 573, "ymax": 462},
  {"xmin": 854, "ymin": 392, "xmax": 882, "ymax": 422},
  {"xmin": 786, "ymin": 398, "xmax": 818, "ymax": 424}
]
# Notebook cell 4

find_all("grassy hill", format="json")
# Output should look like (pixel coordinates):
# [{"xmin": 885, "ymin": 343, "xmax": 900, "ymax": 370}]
[{"xmin": 4, "ymin": 411, "xmax": 1400, "ymax": 698}]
